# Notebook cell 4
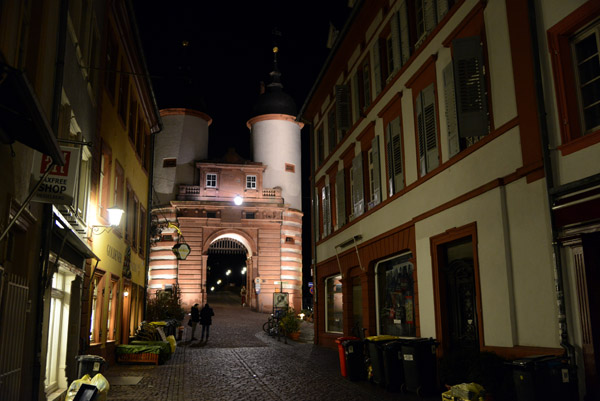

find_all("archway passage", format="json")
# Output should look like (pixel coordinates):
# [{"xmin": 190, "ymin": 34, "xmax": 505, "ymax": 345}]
[{"xmin": 206, "ymin": 238, "xmax": 248, "ymax": 294}]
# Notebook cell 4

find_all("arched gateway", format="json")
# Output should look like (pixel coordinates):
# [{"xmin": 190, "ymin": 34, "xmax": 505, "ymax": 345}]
[{"xmin": 149, "ymin": 55, "xmax": 303, "ymax": 314}]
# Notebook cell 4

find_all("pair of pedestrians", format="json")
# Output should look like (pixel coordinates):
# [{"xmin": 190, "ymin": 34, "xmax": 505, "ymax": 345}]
[{"xmin": 190, "ymin": 303, "xmax": 214, "ymax": 341}]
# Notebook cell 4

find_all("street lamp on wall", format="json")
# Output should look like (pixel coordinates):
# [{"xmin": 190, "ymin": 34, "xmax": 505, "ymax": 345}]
[
  {"xmin": 91, "ymin": 206, "xmax": 124, "ymax": 235},
  {"xmin": 234, "ymin": 195, "xmax": 243, "ymax": 206}
]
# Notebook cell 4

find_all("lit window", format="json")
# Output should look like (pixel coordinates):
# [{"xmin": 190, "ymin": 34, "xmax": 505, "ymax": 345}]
[
  {"xmin": 206, "ymin": 173, "xmax": 217, "ymax": 188},
  {"xmin": 246, "ymin": 175, "xmax": 257, "ymax": 189},
  {"xmin": 325, "ymin": 275, "xmax": 343, "ymax": 333},
  {"xmin": 375, "ymin": 252, "xmax": 416, "ymax": 336},
  {"xmin": 45, "ymin": 267, "xmax": 75, "ymax": 394}
]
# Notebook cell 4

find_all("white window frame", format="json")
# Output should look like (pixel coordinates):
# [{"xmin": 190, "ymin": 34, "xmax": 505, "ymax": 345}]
[
  {"xmin": 325, "ymin": 274, "xmax": 343, "ymax": 333},
  {"xmin": 206, "ymin": 173, "xmax": 217, "ymax": 188},
  {"xmin": 246, "ymin": 175, "xmax": 257, "ymax": 189},
  {"xmin": 374, "ymin": 252, "xmax": 415, "ymax": 336},
  {"xmin": 45, "ymin": 265, "xmax": 75, "ymax": 395},
  {"xmin": 572, "ymin": 23, "xmax": 600, "ymax": 135}
]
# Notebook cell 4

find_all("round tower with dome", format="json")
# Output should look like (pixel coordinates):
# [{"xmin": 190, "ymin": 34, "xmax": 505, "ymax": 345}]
[
  {"xmin": 247, "ymin": 46, "xmax": 304, "ymax": 308},
  {"xmin": 247, "ymin": 46, "xmax": 304, "ymax": 211}
]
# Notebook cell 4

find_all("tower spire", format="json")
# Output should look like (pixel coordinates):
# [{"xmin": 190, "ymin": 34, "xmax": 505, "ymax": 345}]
[{"xmin": 269, "ymin": 28, "xmax": 282, "ymax": 88}]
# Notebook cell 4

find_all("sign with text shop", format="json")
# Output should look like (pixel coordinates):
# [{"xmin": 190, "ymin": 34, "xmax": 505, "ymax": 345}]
[{"xmin": 31, "ymin": 146, "xmax": 80, "ymax": 205}]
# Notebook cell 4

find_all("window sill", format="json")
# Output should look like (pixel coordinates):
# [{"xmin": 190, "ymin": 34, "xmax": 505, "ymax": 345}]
[{"xmin": 559, "ymin": 130, "xmax": 600, "ymax": 156}]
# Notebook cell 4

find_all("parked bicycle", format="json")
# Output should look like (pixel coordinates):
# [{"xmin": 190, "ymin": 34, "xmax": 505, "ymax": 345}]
[{"xmin": 262, "ymin": 308, "xmax": 286, "ymax": 338}]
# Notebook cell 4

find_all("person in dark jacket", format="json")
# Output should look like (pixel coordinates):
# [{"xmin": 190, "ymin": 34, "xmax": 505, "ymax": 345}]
[
  {"xmin": 190, "ymin": 303, "xmax": 200, "ymax": 340},
  {"xmin": 199, "ymin": 303, "xmax": 214, "ymax": 342}
]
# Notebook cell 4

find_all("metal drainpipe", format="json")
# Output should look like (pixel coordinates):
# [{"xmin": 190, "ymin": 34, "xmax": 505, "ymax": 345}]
[
  {"xmin": 144, "ymin": 132, "xmax": 158, "ymax": 321},
  {"xmin": 32, "ymin": 0, "xmax": 69, "ymax": 397},
  {"xmin": 527, "ymin": 0, "xmax": 576, "ymax": 367}
]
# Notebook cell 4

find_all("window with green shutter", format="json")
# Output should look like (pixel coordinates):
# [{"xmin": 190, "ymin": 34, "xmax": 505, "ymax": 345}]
[{"xmin": 416, "ymin": 83, "xmax": 439, "ymax": 176}]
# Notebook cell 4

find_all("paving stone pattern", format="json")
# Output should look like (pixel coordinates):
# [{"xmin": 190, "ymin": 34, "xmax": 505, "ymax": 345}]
[{"xmin": 105, "ymin": 291, "xmax": 439, "ymax": 401}]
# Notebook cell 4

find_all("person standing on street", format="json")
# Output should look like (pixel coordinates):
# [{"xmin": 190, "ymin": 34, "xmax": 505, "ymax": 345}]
[
  {"xmin": 240, "ymin": 286, "xmax": 247, "ymax": 307},
  {"xmin": 200, "ymin": 303, "xmax": 214, "ymax": 342},
  {"xmin": 190, "ymin": 303, "xmax": 200, "ymax": 340}
]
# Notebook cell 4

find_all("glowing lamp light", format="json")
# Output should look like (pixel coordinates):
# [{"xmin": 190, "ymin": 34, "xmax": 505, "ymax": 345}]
[
  {"xmin": 225, "ymin": 270, "xmax": 231, "ymax": 276},
  {"xmin": 217, "ymin": 279, "xmax": 222, "ymax": 285},
  {"xmin": 123, "ymin": 290, "xmax": 129, "ymax": 297},
  {"xmin": 107, "ymin": 206, "xmax": 125, "ymax": 226},
  {"xmin": 234, "ymin": 195, "xmax": 243, "ymax": 206},
  {"xmin": 210, "ymin": 286, "xmax": 215, "ymax": 292}
]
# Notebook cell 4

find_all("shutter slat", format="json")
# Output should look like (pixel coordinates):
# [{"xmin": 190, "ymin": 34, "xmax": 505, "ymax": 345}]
[
  {"xmin": 453, "ymin": 36, "xmax": 489, "ymax": 138},
  {"xmin": 336, "ymin": 85, "xmax": 351, "ymax": 133},
  {"xmin": 390, "ymin": 12, "xmax": 402, "ymax": 72},
  {"xmin": 399, "ymin": 1, "xmax": 411, "ymax": 64},
  {"xmin": 416, "ymin": 91, "xmax": 426, "ymax": 176},
  {"xmin": 423, "ymin": 84, "xmax": 439, "ymax": 171},
  {"xmin": 352, "ymin": 153, "xmax": 364, "ymax": 217},
  {"xmin": 437, "ymin": 0, "xmax": 450, "ymax": 22},
  {"xmin": 444, "ymin": 62, "xmax": 460, "ymax": 158},
  {"xmin": 392, "ymin": 117, "xmax": 404, "ymax": 191},
  {"xmin": 424, "ymin": 0, "xmax": 438, "ymax": 34},
  {"xmin": 352, "ymin": 73, "xmax": 360, "ymax": 123},
  {"xmin": 372, "ymin": 41, "xmax": 382, "ymax": 96},
  {"xmin": 371, "ymin": 136, "xmax": 381, "ymax": 206},
  {"xmin": 336, "ymin": 169, "xmax": 346, "ymax": 228}
]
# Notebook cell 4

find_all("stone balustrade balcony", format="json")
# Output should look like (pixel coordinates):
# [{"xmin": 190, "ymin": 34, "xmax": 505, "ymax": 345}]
[{"xmin": 177, "ymin": 185, "xmax": 283, "ymax": 204}]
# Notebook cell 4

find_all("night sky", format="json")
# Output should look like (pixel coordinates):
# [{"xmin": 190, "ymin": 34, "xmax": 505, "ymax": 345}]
[
  {"xmin": 133, "ymin": 2, "xmax": 353, "ymax": 300},
  {"xmin": 133, "ymin": 0, "xmax": 351, "ymax": 160}
]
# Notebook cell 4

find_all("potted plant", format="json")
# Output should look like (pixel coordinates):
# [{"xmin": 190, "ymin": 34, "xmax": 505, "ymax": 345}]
[{"xmin": 279, "ymin": 308, "xmax": 301, "ymax": 340}]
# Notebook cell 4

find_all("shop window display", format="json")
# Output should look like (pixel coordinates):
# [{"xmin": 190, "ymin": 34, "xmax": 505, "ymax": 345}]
[{"xmin": 376, "ymin": 252, "xmax": 416, "ymax": 336}]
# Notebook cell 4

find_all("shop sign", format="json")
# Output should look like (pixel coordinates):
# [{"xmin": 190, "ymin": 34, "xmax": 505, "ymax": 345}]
[{"xmin": 31, "ymin": 146, "xmax": 80, "ymax": 205}]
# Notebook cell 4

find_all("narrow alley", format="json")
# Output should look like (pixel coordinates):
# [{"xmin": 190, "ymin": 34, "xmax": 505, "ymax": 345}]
[{"xmin": 104, "ymin": 291, "xmax": 438, "ymax": 401}]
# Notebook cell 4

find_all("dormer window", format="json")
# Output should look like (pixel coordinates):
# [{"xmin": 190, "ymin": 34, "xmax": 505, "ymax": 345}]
[
  {"xmin": 206, "ymin": 173, "xmax": 217, "ymax": 188},
  {"xmin": 246, "ymin": 175, "xmax": 257, "ymax": 189}
]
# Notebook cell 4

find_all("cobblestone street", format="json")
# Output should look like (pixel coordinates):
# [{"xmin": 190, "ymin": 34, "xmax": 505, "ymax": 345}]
[{"xmin": 104, "ymin": 291, "xmax": 439, "ymax": 401}]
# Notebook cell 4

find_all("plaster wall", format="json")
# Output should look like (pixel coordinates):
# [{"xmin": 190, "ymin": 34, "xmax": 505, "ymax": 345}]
[
  {"xmin": 317, "ymin": 127, "xmax": 523, "ymax": 262},
  {"xmin": 154, "ymin": 114, "xmax": 209, "ymax": 201},
  {"xmin": 251, "ymin": 119, "xmax": 302, "ymax": 210},
  {"xmin": 415, "ymin": 179, "xmax": 559, "ymax": 349},
  {"xmin": 533, "ymin": 0, "xmax": 600, "ymax": 186}
]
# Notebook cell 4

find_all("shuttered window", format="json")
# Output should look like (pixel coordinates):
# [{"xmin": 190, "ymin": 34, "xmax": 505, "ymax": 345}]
[
  {"xmin": 335, "ymin": 169, "xmax": 346, "ymax": 229},
  {"xmin": 444, "ymin": 36, "xmax": 489, "ymax": 158},
  {"xmin": 416, "ymin": 83, "xmax": 439, "ymax": 176},
  {"xmin": 351, "ymin": 153, "xmax": 364, "ymax": 218},
  {"xmin": 322, "ymin": 185, "xmax": 331, "ymax": 237},
  {"xmin": 386, "ymin": 116, "xmax": 404, "ymax": 195},
  {"xmin": 352, "ymin": 73, "xmax": 361, "ymax": 124},
  {"xmin": 336, "ymin": 85, "xmax": 351, "ymax": 135},
  {"xmin": 314, "ymin": 187, "xmax": 320, "ymax": 241},
  {"xmin": 453, "ymin": 36, "xmax": 489, "ymax": 138},
  {"xmin": 370, "ymin": 135, "xmax": 381, "ymax": 207},
  {"xmin": 317, "ymin": 127, "xmax": 325, "ymax": 166},
  {"xmin": 372, "ymin": 40, "xmax": 383, "ymax": 96},
  {"xmin": 328, "ymin": 108, "xmax": 337, "ymax": 153}
]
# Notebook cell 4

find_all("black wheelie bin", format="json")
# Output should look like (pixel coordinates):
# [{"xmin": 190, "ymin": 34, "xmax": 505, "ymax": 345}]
[
  {"xmin": 401, "ymin": 337, "xmax": 438, "ymax": 396},
  {"xmin": 365, "ymin": 335, "xmax": 400, "ymax": 386}
]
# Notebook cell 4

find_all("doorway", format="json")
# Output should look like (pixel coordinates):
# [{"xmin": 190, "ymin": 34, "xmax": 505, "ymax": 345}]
[{"xmin": 431, "ymin": 224, "xmax": 482, "ymax": 355}]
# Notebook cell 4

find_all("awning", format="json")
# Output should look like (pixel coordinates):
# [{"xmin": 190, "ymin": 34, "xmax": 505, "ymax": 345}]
[
  {"xmin": 0, "ymin": 62, "xmax": 65, "ymax": 165},
  {"xmin": 52, "ymin": 206, "xmax": 100, "ymax": 261}
]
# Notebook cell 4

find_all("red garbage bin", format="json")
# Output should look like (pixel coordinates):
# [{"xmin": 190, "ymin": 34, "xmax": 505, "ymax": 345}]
[{"xmin": 335, "ymin": 337, "xmax": 360, "ymax": 377}]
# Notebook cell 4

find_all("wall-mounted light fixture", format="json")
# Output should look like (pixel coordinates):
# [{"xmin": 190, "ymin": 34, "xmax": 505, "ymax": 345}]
[
  {"xmin": 91, "ymin": 206, "xmax": 124, "ymax": 235},
  {"xmin": 234, "ymin": 195, "xmax": 243, "ymax": 206},
  {"xmin": 123, "ymin": 288, "xmax": 129, "ymax": 297}
]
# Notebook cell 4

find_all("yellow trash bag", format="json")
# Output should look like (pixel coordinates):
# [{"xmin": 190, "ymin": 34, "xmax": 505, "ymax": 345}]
[
  {"xmin": 166, "ymin": 335, "xmax": 177, "ymax": 353},
  {"xmin": 65, "ymin": 374, "xmax": 92, "ymax": 401},
  {"xmin": 90, "ymin": 373, "xmax": 110, "ymax": 401}
]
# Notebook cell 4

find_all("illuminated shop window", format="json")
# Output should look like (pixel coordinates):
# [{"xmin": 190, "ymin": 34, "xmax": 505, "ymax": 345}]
[
  {"xmin": 375, "ymin": 252, "xmax": 416, "ymax": 336},
  {"xmin": 325, "ymin": 274, "xmax": 343, "ymax": 333}
]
